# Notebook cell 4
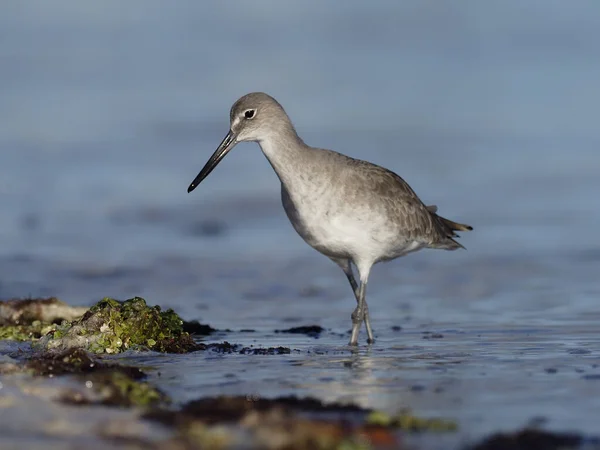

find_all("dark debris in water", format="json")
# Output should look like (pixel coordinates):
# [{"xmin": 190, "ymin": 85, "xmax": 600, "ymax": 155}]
[
  {"xmin": 275, "ymin": 325, "xmax": 325, "ymax": 338},
  {"xmin": 266, "ymin": 395, "xmax": 367, "ymax": 413},
  {"xmin": 201, "ymin": 341, "xmax": 292, "ymax": 355},
  {"xmin": 469, "ymin": 428, "xmax": 600, "ymax": 450},
  {"xmin": 239, "ymin": 346, "xmax": 291, "ymax": 355},
  {"xmin": 422, "ymin": 331, "xmax": 444, "ymax": 339},
  {"xmin": 582, "ymin": 374, "xmax": 600, "ymax": 380},
  {"xmin": 182, "ymin": 319, "xmax": 217, "ymax": 336}
]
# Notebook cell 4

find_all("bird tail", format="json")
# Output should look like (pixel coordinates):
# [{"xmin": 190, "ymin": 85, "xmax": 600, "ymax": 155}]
[
  {"xmin": 438, "ymin": 216, "xmax": 473, "ymax": 233},
  {"xmin": 426, "ymin": 205, "xmax": 473, "ymax": 250}
]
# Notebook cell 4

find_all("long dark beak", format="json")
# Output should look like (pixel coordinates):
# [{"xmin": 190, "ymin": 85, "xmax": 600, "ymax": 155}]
[{"xmin": 187, "ymin": 130, "xmax": 237, "ymax": 193}]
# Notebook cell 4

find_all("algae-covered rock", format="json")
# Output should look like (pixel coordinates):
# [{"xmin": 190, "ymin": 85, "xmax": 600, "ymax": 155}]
[
  {"xmin": 0, "ymin": 320, "xmax": 52, "ymax": 342},
  {"xmin": 0, "ymin": 297, "xmax": 87, "ymax": 342},
  {"xmin": 35, "ymin": 297, "xmax": 202, "ymax": 354},
  {"xmin": 145, "ymin": 396, "xmax": 457, "ymax": 449},
  {"xmin": 60, "ymin": 370, "xmax": 168, "ymax": 408},
  {"xmin": 2, "ymin": 347, "xmax": 169, "ymax": 408},
  {"xmin": 145, "ymin": 395, "xmax": 399, "ymax": 450}
]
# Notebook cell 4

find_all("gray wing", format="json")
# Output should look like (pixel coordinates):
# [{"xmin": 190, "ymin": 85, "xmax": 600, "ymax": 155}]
[{"xmin": 338, "ymin": 155, "xmax": 453, "ymax": 244}]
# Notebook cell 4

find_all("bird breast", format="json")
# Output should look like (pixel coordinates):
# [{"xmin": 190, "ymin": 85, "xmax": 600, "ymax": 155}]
[{"xmin": 280, "ymin": 181, "xmax": 406, "ymax": 262}]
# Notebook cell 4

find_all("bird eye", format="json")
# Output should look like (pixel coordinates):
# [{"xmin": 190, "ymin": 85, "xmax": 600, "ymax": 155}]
[{"xmin": 244, "ymin": 109, "xmax": 255, "ymax": 119}]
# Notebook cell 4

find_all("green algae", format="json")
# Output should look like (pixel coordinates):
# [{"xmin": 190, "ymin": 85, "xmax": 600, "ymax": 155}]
[
  {"xmin": 84, "ymin": 296, "xmax": 185, "ymax": 353},
  {"xmin": 366, "ymin": 410, "xmax": 457, "ymax": 432},
  {"xmin": 80, "ymin": 371, "xmax": 167, "ymax": 407},
  {"xmin": 0, "ymin": 320, "xmax": 52, "ymax": 341},
  {"xmin": 1, "ymin": 296, "xmax": 204, "ymax": 353},
  {"xmin": 35, "ymin": 297, "xmax": 203, "ymax": 354},
  {"xmin": 107, "ymin": 371, "xmax": 163, "ymax": 406}
]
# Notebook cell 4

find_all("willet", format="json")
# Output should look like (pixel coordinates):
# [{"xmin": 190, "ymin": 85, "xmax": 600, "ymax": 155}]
[{"xmin": 187, "ymin": 92, "xmax": 472, "ymax": 345}]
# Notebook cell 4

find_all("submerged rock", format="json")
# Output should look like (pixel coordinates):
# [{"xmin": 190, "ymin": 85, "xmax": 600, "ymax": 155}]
[
  {"xmin": 182, "ymin": 319, "xmax": 217, "ymax": 336},
  {"xmin": 469, "ymin": 428, "xmax": 600, "ymax": 450},
  {"xmin": 25, "ymin": 348, "xmax": 145, "ymax": 378},
  {"xmin": 275, "ymin": 325, "xmax": 325, "ymax": 338},
  {"xmin": 34, "ymin": 297, "xmax": 203, "ymax": 354}
]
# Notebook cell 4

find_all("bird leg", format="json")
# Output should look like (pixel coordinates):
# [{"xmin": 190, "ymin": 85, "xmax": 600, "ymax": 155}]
[
  {"xmin": 350, "ymin": 281, "xmax": 368, "ymax": 345},
  {"xmin": 345, "ymin": 272, "xmax": 374, "ymax": 344},
  {"xmin": 363, "ymin": 303, "xmax": 374, "ymax": 344},
  {"xmin": 332, "ymin": 258, "xmax": 374, "ymax": 345},
  {"xmin": 333, "ymin": 258, "xmax": 375, "ymax": 344}
]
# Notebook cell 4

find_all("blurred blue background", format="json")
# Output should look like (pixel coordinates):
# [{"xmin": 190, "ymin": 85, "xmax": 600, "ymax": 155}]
[{"xmin": 0, "ymin": 0, "xmax": 598, "ymax": 311}]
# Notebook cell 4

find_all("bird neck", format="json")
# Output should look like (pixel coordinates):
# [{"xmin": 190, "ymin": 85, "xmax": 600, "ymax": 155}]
[{"xmin": 258, "ymin": 127, "xmax": 310, "ymax": 187}]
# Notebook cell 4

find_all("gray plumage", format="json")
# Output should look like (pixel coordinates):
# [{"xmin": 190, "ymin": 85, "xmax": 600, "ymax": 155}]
[{"xmin": 188, "ymin": 92, "xmax": 472, "ymax": 345}]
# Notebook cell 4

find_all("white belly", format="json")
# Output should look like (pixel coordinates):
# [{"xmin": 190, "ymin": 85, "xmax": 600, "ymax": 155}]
[{"xmin": 281, "ymin": 185, "xmax": 423, "ymax": 263}]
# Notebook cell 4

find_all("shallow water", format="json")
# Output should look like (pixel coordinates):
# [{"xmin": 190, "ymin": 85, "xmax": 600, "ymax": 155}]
[{"xmin": 1, "ymin": 1, "xmax": 600, "ymax": 448}]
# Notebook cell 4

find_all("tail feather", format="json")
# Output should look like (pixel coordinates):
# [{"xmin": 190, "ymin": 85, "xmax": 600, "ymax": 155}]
[
  {"xmin": 431, "ymin": 212, "xmax": 473, "ymax": 251},
  {"xmin": 447, "ymin": 237, "xmax": 466, "ymax": 250},
  {"xmin": 438, "ymin": 216, "xmax": 473, "ymax": 233}
]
